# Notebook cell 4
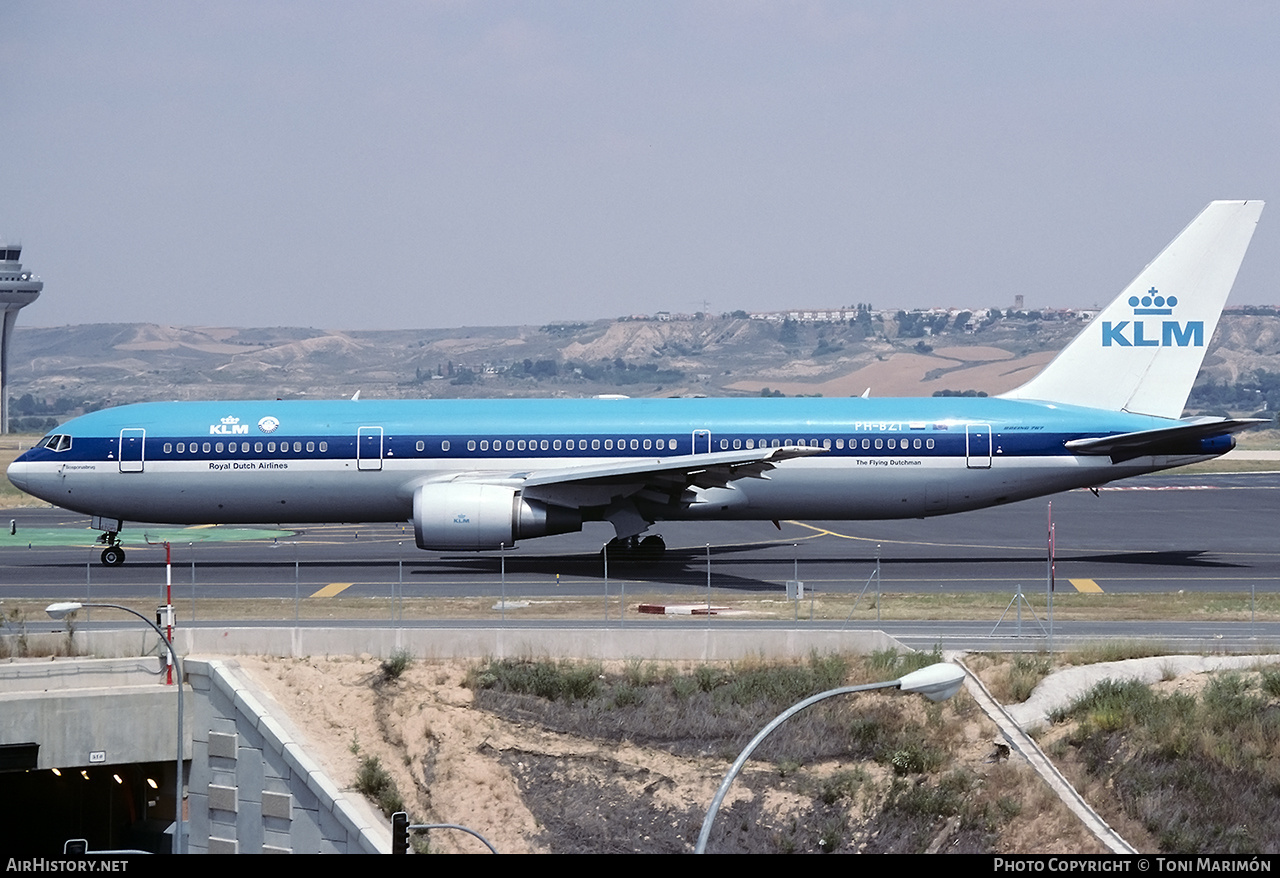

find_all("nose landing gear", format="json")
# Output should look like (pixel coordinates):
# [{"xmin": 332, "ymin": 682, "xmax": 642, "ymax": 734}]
[{"xmin": 97, "ymin": 532, "xmax": 125, "ymax": 566}]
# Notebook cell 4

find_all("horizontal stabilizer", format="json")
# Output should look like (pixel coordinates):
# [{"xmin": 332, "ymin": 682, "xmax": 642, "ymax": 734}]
[{"xmin": 1064, "ymin": 417, "xmax": 1266, "ymax": 463}]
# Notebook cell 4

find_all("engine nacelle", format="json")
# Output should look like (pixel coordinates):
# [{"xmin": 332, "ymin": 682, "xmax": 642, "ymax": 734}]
[{"xmin": 413, "ymin": 483, "xmax": 582, "ymax": 550}]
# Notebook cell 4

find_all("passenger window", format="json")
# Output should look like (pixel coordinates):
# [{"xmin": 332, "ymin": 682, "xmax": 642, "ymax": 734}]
[
  {"xmin": 319, "ymin": 441, "xmax": 328, "ymax": 452},
  {"xmin": 505, "ymin": 440, "xmax": 514, "ymax": 451},
  {"xmin": 480, "ymin": 440, "xmax": 488, "ymax": 451},
  {"xmin": 719, "ymin": 439, "xmax": 728, "ymax": 450},
  {"xmin": 441, "ymin": 440, "xmax": 450, "ymax": 452},
  {"xmin": 835, "ymin": 439, "xmax": 843, "ymax": 449},
  {"xmin": 164, "ymin": 443, "xmax": 172, "ymax": 454},
  {"xmin": 643, "ymin": 439, "xmax": 651, "ymax": 450},
  {"xmin": 215, "ymin": 442, "xmax": 224, "ymax": 453},
  {"xmin": 176, "ymin": 442, "xmax": 185, "ymax": 453},
  {"xmin": 605, "ymin": 439, "xmax": 613, "ymax": 450},
  {"xmin": 887, "ymin": 438, "xmax": 895, "ymax": 450},
  {"xmin": 913, "ymin": 438, "xmax": 921, "ymax": 449},
  {"xmin": 203, "ymin": 442, "xmax": 212, "ymax": 453},
  {"xmin": 926, "ymin": 438, "xmax": 934, "ymax": 449},
  {"xmin": 862, "ymin": 439, "xmax": 870, "ymax": 450},
  {"xmin": 553, "ymin": 439, "xmax": 561, "ymax": 450},
  {"xmin": 267, "ymin": 442, "xmax": 276, "ymax": 452},
  {"xmin": 255, "ymin": 442, "xmax": 263, "ymax": 453},
  {"xmin": 733, "ymin": 439, "xmax": 741, "ymax": 450},
  {"xmin": 416, "ymin": 440, "xmax": 425, "ymax": 452},
  {"xmin": 467, "ymin": 440, "xmax": 476, "ymax": 451},
  {"xmin": 592, "ymin": 439, "xmax": 600, "ymax": 450},
  {"xmin": 875, "ymin": 438, "xmax": 883, "ymax": 450}
]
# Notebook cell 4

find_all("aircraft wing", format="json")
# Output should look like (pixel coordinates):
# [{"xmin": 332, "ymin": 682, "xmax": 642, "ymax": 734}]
[
  {"xmin": 448, "ymin": 445, "xmax": 826, "ymax": 509},
  {"xmin": 1064, "ymin": 417, "xmax": 1266, "ymax": 464}
]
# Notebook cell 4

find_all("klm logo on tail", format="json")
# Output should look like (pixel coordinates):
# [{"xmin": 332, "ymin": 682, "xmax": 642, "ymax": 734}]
[{"xmin": 1102, "ymin": 288, "xmax": 1203, "ymax": 347}]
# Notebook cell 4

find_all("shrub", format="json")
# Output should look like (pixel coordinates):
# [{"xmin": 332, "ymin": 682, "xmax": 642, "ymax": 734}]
[
  {"xmin": 354, "ymin": 755, "xmax": 404, "ymax": 817},
  {"xmin": 380, "ymin": 648, "xmax": 412, "ymax": 682}
]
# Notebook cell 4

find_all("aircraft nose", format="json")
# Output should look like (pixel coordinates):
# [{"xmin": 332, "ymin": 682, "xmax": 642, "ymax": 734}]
[{"xmin": 7, "ymin": 457, "xmax": 32, "ymax": 493}]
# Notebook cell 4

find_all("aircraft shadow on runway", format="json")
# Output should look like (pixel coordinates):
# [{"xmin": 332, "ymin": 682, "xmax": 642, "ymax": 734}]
[{"xmin": 409, "ymin": 545, "xmax": 1247, "ymax": 593}]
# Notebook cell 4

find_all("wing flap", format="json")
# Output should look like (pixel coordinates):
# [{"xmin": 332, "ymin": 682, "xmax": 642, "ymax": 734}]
[{"xmin": 517, "ymin": 445, "xmax": 824, "ymax": 509}]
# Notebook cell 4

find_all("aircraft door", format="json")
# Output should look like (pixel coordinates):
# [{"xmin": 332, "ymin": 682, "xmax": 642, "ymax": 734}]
[
  {"xmin": 966, "ymin": 424, "xmax": 992, "ymax": 469},
  {"xmin": 692, "ymin": 429, "xmax": 712, "ymax": 454},
  {"xmin": 357, "ymin": 426, "xmax": 383, "ymax": 471},
  {"xmin": 119, "ymin": 429, "xmax": 145, "ymax": 473}
]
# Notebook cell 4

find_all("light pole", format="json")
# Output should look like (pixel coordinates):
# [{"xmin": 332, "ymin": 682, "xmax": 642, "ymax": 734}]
[
  {"xmin": 695, "ymin": 661, "xmax": 967, "ymax": 854},
  {"xmin": 46, "ymin": 601, "xmax": 186, "ymax": 855}
]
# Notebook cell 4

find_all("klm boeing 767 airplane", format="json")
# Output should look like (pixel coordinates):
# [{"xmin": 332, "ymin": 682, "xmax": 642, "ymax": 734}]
[{"xmin": 7, "ymin": 201, "xmax": 1267, "ymax": 566}]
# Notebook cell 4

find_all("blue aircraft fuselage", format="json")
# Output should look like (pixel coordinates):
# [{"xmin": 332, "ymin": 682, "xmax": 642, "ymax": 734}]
[{"xmin": 7, "ymin": 396, "xmax": 1226, "ymax": 527}]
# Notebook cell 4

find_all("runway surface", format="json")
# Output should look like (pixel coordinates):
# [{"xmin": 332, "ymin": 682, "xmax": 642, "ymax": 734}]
[{"xmin": 2, "ymin": 472, "xmax": 1277, "ymax": 604}]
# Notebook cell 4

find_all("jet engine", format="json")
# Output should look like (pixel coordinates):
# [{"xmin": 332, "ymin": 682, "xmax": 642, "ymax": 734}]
[{"xmin": 413, "ymin": 483, "xmax": 582, "ymax": 550}]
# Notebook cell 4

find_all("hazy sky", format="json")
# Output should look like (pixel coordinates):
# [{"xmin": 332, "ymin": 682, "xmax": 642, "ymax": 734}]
[{"xmin": 4, "ymin": 2, "xmax": 1277, "ymax": 330}]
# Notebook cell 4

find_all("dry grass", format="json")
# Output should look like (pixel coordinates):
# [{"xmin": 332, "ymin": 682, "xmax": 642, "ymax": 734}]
[
  {"xmin": 1044, "ymin": 668, "xmax": 1280, "ymax": 854},
  {"xmin": 459, "ymin": 652, "xmax": 1096, "ymax": 853}
]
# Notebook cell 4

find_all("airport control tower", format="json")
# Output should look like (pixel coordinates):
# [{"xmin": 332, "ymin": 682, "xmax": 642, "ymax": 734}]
[{"xmin": 0, "ymin": 244, "xmax": 42, "ymax": 434}]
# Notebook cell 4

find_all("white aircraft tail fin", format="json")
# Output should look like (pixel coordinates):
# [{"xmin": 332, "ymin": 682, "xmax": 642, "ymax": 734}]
[{"xmin": 1000, "ymin": 200, "xmax": 1264, "ymax": 419}]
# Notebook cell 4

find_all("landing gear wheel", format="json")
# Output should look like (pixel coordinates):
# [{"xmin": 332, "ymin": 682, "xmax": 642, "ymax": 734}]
[
  {"xmin": 101, "ymin": 546, "xmax": 125, "ymax": 567},
  {"xmin": 638, "ymin": 535, "xmax": 666, "ymax": 562},
  {"xmin": 603, "ymin": 535, "xmax": 666, "ymax": 566}
]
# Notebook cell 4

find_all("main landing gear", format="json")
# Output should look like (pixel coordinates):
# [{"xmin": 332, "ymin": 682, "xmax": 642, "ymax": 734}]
[
  {"xmin": 603, "ymin": 534, "xmax": 666, "ymax": 564},
  {"xmin": 97, "ymin": 532, "xmax": 125, "ymax": 566}
]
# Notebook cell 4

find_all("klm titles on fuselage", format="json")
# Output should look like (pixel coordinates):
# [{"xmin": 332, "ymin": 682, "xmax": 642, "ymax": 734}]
[
  {"xmin": 208, "ymin": 415, "xmax": 280, "ymax": 435},
  {"xmin": 1101, "ymin": 289, "xmax": 1203, "ymax": 348}
]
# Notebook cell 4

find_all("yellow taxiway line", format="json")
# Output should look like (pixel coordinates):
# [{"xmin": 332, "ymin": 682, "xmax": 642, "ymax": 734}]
[{"xmin": 309, "ymin": 582, "xmax": 355, "ymax": 598}]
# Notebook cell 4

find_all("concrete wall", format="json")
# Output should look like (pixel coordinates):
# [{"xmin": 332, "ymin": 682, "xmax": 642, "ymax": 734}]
[
  {"xmin": 12, "ymin": 625, "xmax": 901, "ymax": 662},
  {"xmin": 185, "ymin": 659, "xmax": 387, "ymax": 854},
  {"xmin": 0, "ymin": 656, "xmax": 190, "ymax": 769}
]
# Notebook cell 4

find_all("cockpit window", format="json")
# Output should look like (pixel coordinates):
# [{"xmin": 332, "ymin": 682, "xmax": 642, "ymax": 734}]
[{"xmin": 41, "ymin": 434, "xmax": 72, "ymax": 452}]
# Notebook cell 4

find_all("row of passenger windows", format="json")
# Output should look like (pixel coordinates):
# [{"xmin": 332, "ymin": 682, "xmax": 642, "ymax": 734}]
[
  {"xmin": 163, "ymin": 440, "xmax": 329, "ymax": 454},
  {"xmin": 446, "ymin": 437, "xmax": 680, "ymax": 453},
  {"xmin": 157, "ymin": 435, "xmax": 937, "ymax": 456},
  {"xmin": 717, "ymin": 436, "xmax": 939, "ymax": 451},
  {"xmin": 439, "ymin": 436, "xmax": 937, "ymax": 453}
]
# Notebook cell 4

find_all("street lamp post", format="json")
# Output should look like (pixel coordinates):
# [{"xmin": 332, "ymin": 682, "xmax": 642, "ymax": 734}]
[
  {"xmin": 46, "ymin": 601, "xmax": 186, "ymax": 855},
  {"xmin": 695, "ymin": 661, "xmax": 967, "ymax": 854}
]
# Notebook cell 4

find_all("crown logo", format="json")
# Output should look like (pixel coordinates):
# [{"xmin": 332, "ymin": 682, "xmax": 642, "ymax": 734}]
[
  {"xmin": 1129, "ymin": 287, "xmax": 1176, "ymax": 316},
  {"xmin": 221, "ymin": 416, "xmax": 240, "ymax": 425}
]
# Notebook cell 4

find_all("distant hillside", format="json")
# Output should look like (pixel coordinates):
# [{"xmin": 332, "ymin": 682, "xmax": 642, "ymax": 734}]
[{"xmin": 10, "ymin": 308, "xmax": 1280, "ymax": 430}]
